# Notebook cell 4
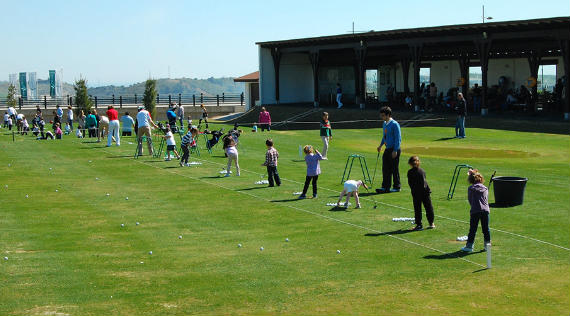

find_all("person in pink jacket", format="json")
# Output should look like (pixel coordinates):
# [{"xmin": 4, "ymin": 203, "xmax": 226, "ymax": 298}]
[{"xmin": 258, "ymin": 107, "xmax": 271, "ymax": 132}]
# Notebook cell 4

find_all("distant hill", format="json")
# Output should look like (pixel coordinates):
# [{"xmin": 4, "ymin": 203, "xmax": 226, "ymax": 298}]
[{"xmin": 0, "ymin": 77, "xmax": 245, "ymax": 98}]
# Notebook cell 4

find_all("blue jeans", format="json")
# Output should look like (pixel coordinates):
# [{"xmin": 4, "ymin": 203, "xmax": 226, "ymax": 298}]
[
  {"xmin": 455, "ymin": 116, "xmax": 465, "ymax": 137},
  {"xmin": 467, "ymin": 211, "xmax": 491, "ymax": 246}
]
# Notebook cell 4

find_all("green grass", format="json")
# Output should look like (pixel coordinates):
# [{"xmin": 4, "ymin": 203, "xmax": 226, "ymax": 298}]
[{"xmin": 0, "ymin": 123, "xmax": 568, "ymax": 315}]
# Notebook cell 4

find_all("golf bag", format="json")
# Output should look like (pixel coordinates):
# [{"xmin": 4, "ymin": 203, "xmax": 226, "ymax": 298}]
[{"xmin": 205, "ymin": 128, "xmax": 224, "ymax": 150}]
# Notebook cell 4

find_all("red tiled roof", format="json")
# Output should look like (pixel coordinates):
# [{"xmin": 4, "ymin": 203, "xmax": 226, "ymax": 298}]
[{"xmin": 234, "ymin": 71, "xmax": 259, "ymax": 82}]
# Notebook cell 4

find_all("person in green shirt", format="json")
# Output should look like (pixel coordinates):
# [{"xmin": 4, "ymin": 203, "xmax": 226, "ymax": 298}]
[
  {"xmin": 85, "ymin": 111, "xmax": 98, "ymax": 138},
  {"xmin": 320, "ymin": 112, "xmax": 332, "ymax": 159}
]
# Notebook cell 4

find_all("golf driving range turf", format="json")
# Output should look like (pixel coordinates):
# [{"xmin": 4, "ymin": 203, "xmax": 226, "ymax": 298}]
[{"xmin": 1, "ymin": 123, "xmax": 568, "ymax": 315}]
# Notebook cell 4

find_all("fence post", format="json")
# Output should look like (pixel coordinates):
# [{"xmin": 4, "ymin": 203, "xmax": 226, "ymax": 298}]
[
  {"xmin": 200, "ymin": 93, "xmax": 203, "ymax": 104},
  {"xmin": 112, "ymin": 94, "xmax": 115, "ymax": 105},
  {"xmin": 178, "ymin": 93, "xmax": 181, "ymax": 105},
  {"xmin": 70, "ymin": 96, "xmax": 73, "ymax": 106},
  {"xmin": 95, "ymin": 96, "xmax": 98, "ymax": 108},
  {"xmin": 120, "ymin": 96, "xmax": 123, "ymax": 108},
  {"xmin": 222, "ymin": 92, "xmax": 225, "ymax": 104},
  {"xmin": 217, "ymin": 94, "xmax": 220, "ymax": 106},
  {"xmin": 193, "ymin": 94, "xmax": 196, "ymax": 106},
  {"xmin": 19, "ymin": 97, "xmax": 23, "ymax": 110},
  {"xmin": 44, "ymin": 96, "xmax": 47, "ymax": 109},
  {"xmin": 135, "ymin": 94, "xmax": 137, "ymax": 104},
  {"xmin": 240, "ymin": 92, "xmax": 244, "ymax": 106},
  {"xmin": 168, "ymin": 94, "xmax": 172, "ymax": 105},
  {"xmin": 67, "ymin": 95, "xmax": 70, "ymax": 106},
  {"xmin": 157, "ymin": 94, "xmax": 160, "ymax": 104}
]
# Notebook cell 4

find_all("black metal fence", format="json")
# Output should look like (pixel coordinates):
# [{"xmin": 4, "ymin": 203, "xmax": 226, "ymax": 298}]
[{"xmin": 1, "ymin": 92, "xmax": 244, "ymax": 109}]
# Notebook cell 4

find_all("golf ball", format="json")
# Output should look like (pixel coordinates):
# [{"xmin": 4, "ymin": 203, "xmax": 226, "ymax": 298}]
[
  {"xmin": 49, "ymin": 168, "xmax": 52, "ymax": 171},
  {"xmin": 148, "ymin": 251, "xmax": 153, "ymax": 255},
  {"xmin": 55, "ymin": 189, "xmax": 58, "ymax": 192},
  {"xmin": 8, "ymin": 164, "xmax": 11, "ymax": 167},
  {"xmin": 136, "ymin": 222, "xmax": 140, "ymax": 226},
  {"xmin": 125, "ymin": 197, "xmax": 129, "ymax": 200},
  {"xmin": 89, "ymin": 160, "xmax": 92, "ymax": 163},
  {"xmin": 260, "ymin": 247, "xmax": 264, "ymax": 251},
  {"xmin": 106, "ymin": 193, "xmax": 110, "ymax": 196},
  {"xmin": 140, "ymin": 261, "xmax": 144, "ymax": 264},
  {"xmin": 121, "ymin": 223, "xmax": 125, "ymax": 227},
  {"xmin": 237, "ymin": 244, "xmax": 242, "ymax": 248},
  {"xmin": 3, "ymin": 257, "xmax": 7, "ymax": 260},
  {"xmin": 96, "ymin": 177, "xmax": 99, "ymax": 180},
  {"xmin": 337, "ymin": 250, "xmax": 341, "ymax": 254},
  {"xmin": 285, "ymin": 238, "xmax": 289, "ymax": 242},
  {"xmin": 25, "ymin": 194, "xmax": 29, "ymax": 198},
  {"xmin": 178, "ymin": 235, "xmax": 182, "ymax": 239}
]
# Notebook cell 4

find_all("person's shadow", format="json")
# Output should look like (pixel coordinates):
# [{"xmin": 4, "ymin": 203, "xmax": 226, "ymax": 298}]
[
  {"xmin": 435, "ymin": 137, "xmax": 457, "ymax": 141},
  {"xmin": 364, "ymin": 229, "xmax": 416, "ymax": 237},
  {"xmin": 424, "ymin": 249, "xmax": 484, "ymax": 260}
]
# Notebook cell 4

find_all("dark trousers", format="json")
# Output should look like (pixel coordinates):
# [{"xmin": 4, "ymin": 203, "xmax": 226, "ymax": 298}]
[
  {"xmin": 88, "ymin": 128, "xmax": 97, "ymax": 138},
  {"xmin": 382, "ymin": 148, "xmax": 401, "ymax": 190},
  {"xmin": 267, "ymin": 166, "xmax": 281, "ymax": 187},
  {"xmin": 467, "ymin": 212, "xmax": 491, "ymax": 245},
  {"xmin": 412, "ymin": 192, "xmax": 434, "ymax": 227},
  {"xmin": 181, "ymin": 145, "xmax": 190, "ymax": 164},
  {"xmin": 302, "ymin": 175, "xmax": 318, "ymax": 196},
  {"xmin": 261, "ymin": 124, "xmax": 270, "ymax": 132}
]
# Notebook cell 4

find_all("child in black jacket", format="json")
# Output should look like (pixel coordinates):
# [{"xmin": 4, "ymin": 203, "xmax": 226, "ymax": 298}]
[{"xmin": 407, "ymin": 156, "xmax": 435, "ymax": 231}]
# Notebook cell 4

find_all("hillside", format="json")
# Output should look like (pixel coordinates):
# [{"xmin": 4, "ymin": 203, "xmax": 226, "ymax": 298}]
[{"xmin": 0, "ymin": 77, "xmax": 244, "ymax": 98}]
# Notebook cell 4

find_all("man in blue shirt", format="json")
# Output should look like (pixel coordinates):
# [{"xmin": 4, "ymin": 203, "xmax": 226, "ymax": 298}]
[{"xmin": 376, "ymin": 106, "xmax": 402, "ymax": 193}]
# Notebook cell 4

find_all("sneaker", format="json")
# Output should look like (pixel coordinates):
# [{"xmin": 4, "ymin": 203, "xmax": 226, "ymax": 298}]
[
  {"xmin": 298, "ymin": 195, "xmax": 306, "ymax": 199},
  {"xmin": 344, "ymin": 204, "xmax": 349, "ymax": 209},
  {"xmin": 236, "ymin": 173, "xmax": 240, "ymax": 176},
  {"xmin": 224, "ymin": 173, "xmax": 231, "ymax": 177},
  {"xmin": 390, "ymin": 188, "xmax": 401, "ymax": 192},
  {"xmin": 411, "ymin": 225, "xmax": 423, "ymax": 231},
  {"xmin": 483, "ymin": 243, "xmax": 491, "ymax": 251},
  {"xmin": 461, "ymin": 246, "xmax": 473, "ymax": 252},
  {"xmin": 179, "ymin": 162, "xmax": 184, "ymax": 167},
  {"xmin": 427, "ymin": 224, "xmax": 436, "ymax": 229},
  {"xmin": 355, "ymin": 204, "xmax": 361, "ymax": 209},
  {"xmin": 312, "ymin": 194, "xmax": 317, "ymax": 198}
]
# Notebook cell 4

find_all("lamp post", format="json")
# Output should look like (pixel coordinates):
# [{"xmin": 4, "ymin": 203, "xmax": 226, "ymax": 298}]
[{"xmin": 482, "ymin": 5, "xmax": 493, "ymax": 23}]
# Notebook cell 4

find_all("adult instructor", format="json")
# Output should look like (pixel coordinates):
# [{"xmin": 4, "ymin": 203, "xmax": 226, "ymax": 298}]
[
  {"xmin": 136, "ymin": 106, "xmax": 159, "ymax": 156},
  {"xmin": 376, "ymin": 106, "xmax": 402, "ymax": 193}
]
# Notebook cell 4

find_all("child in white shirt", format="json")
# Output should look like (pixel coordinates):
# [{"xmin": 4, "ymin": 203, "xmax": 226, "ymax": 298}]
[{"xmin": 161, "ymin": 125, "xmax": 180, "ymax": 161}]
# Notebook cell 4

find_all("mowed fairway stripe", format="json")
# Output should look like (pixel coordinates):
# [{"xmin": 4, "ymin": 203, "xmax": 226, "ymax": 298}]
[
  {"xmin": 190, "ymin": 152, "xmax": 570, "ymax": 252},
  {"xmin": 93, "ymin": 145, "xmax": 486, "ymax": 269}
]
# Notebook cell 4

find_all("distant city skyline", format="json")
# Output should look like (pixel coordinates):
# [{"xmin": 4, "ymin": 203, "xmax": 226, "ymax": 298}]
[{"xmin": 1, "ymin": 0, "xmax": 567, "ymax": 86}]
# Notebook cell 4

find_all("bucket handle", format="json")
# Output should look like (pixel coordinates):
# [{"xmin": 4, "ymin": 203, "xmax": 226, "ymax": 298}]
[{"xmin": 488, "ymin": 170, "xmax": 496, "ymax": 190}]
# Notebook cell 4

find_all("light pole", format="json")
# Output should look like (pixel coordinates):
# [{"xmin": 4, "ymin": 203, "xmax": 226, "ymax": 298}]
[{"xmin": 482, "ymin": 5, "xmax": 493, "ymax": 23}]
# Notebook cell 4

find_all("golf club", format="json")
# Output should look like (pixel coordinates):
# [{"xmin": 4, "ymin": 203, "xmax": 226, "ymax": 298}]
[
  {"xmin": 363, "ymin": 184, "xmax": 378, "ymax": 209},
  {"xmin": 371, "ymin": 152, "xmax": 380, "ymax": 185}
]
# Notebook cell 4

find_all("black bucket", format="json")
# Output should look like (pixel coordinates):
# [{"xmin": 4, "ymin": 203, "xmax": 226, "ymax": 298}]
[{"xmin": 492, "ymin": 176, "xmax": 528, "ymax": 206}]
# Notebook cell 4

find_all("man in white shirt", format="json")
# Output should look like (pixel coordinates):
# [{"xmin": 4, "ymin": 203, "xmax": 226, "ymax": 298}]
[
  {"xmin": 136, "ymin": 106, "xmax": 159, "ymax": 156},
  {"xmin": 67, "ymin": 106, "xmax": 74, "ymax": 130},
  {"xmin": 8, "ymin": 106, "xmax": 17, "ymax": 121}
]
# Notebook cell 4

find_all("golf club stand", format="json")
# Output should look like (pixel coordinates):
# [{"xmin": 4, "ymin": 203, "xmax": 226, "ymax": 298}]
[
  {"xmin": 447, "ymin": 164, "xmax": 473, "ymax": 199},
  {"xmin": 341, "ymin": 154, "xmax": 372, "ymax": 185},
  {"xmin": 134, "ymin": 135, "xmax": 154, "ymax": 159}
]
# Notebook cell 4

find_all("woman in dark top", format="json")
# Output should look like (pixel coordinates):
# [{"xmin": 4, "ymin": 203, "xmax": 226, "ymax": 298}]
[{"xmin": 407, "ymin": 156, "xmax": 435, "ymax": 231}]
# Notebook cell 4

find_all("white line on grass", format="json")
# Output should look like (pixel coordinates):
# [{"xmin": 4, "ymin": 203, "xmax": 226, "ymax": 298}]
[{"xmin": 189, "ymin": 155, "xmax": 570, "ymax": 252}]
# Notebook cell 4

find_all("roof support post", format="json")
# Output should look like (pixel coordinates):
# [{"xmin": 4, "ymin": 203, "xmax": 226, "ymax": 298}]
[
  {"xmin": 271, "ymin": 47, "xmax": 282, "ymax": 104},
  {"xmin": 527, "ymin": 49, "xmax": 543, "ymax": 112},
  {"xmin": 354, "ymin": 43, "xmax": 367, "ymax": 109},
  {"xmin": 409, "ymin": 44, "xmax": 423, "ymax": 105},
  {"xmin": 401, "ymin": 56, "xmax": 411, "ymax": 96},
  {"xmin": 309, "ymin": 50, "xmax": 320, "ymax": 107},
  {"xmin": 474, "ymin": 39, "xmax": 492, "ymax": 111},
  {"xmin": 559, "ymin": 39, "xmax": 570, "ymax": 120},
  {"xmin": 457, "ymin": 52, "xmax": 470, "ymax": 95}
]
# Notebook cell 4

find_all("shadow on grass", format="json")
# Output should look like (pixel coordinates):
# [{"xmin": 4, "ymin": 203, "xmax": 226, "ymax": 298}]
[
  {"xmin": 107, "ymin": 155, "xmax": 136, "ymax": 158},
  {"xmin": 238, "ymin": 186, "xmax": 267, "ymax": 191},
  {"xmin": 272, "ymin": 198, "xmax": 302, "ymax": 203},
  {"xmin": 434, "ymin": 136, "xmax": 457, "ymax": 141},
  {"xmin": 365, "ymin": 229, "xmax": 416, "ymax": 237},
  {"xmin": 489, "ymin": 203, "xmax": 515, "ymax": 208},
  {"xmin": 82, "ymin": 140, "xmax": 102, "ymax": 144},
  {"xmin": 423, "ymin": 249, "xmax": 485, "ymax": 260},
  {"xmin": 291, "ymin": 159, "xmax": 305, "ymax": 162},
  {"xmin": 328, "ymin": 206, "xmax": 351, "ymax": 212},
  {"xmin": 201, "ymin": 176, "xmax": 222, "ymax": 179}
]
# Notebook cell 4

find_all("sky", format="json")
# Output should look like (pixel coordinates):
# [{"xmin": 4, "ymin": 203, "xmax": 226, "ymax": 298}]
[{"xmin": 1, "ymin": 0, "xmax": 568, "ymax": 86}]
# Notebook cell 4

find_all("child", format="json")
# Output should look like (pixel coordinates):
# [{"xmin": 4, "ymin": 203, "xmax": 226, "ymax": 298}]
[
  {"xmin": 180, "ymin": 127, "xmax": 198, "ymax": 167},
  {"xmin": 76, "ymin": 128, "xmax": 84, "ymax": 138},
  {"xmin": 3, "ymin": 112, "xmax": 9, "ymax": 128},
  {"xmin": 21, "ymin": 117, "xmax": 29, "ymax": 135},
  {"xmin": 261, "ymin": 139, "xmax": 281, "ymax": 187},
  {"xmin": 223, "ymin": 135, "xmax": 240, "ymax": 177},
  {"xmin": 32, "ymin": 124, "xmax": 40, "ymax": 137},
  {"xmin": 54, "ymin": 123, "xmax": 63, "ymax": 139},
  {"xmin": 162, "ymin": 126, "xmax": 180, "ymax": 161},
  {"xmin": 461, "ymin": 169, "xmax": 491, "ymax": 252},
  {"xmin": 299, "ymin": 145, "xmax": 323, "ymax": 199},
  {"xmin": 7, "ymin": 117, "xmax": 13, "ymax": 131},
  {"xmin": 198, "ymin": 104, "xmax": 208, "ymax": 129},
  {"xmin": 320, "ymin": 112, "xmax": 332, "ymax": 159},
  {"xmin": 337, "ymin": 180, "xmax": 367, "ymax": 209},
  {"xmin": 187, "ymin": 115, "xmax": 193, "ymax": 131},
  {"xmin": 407, "ymin": 156, "xmax": 435, "ymax": 231}
]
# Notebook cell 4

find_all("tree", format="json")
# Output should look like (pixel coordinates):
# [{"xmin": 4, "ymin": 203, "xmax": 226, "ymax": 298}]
[
  {"xmin": 74, "ymin": 78, "xmax": 92, "ymax": 116},
  {"xmin": 143, "ymin": 79, "xmax": 157, "ymax": 118},
  {"xmin": 6, "ymin": 84, "xmax": 18, "ymax": 108}
]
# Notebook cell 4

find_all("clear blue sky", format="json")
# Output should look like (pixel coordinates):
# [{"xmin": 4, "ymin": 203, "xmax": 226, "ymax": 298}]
[{"xmin": 1, "ymin": 0, "xmax": 567, "ymax": 86}]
